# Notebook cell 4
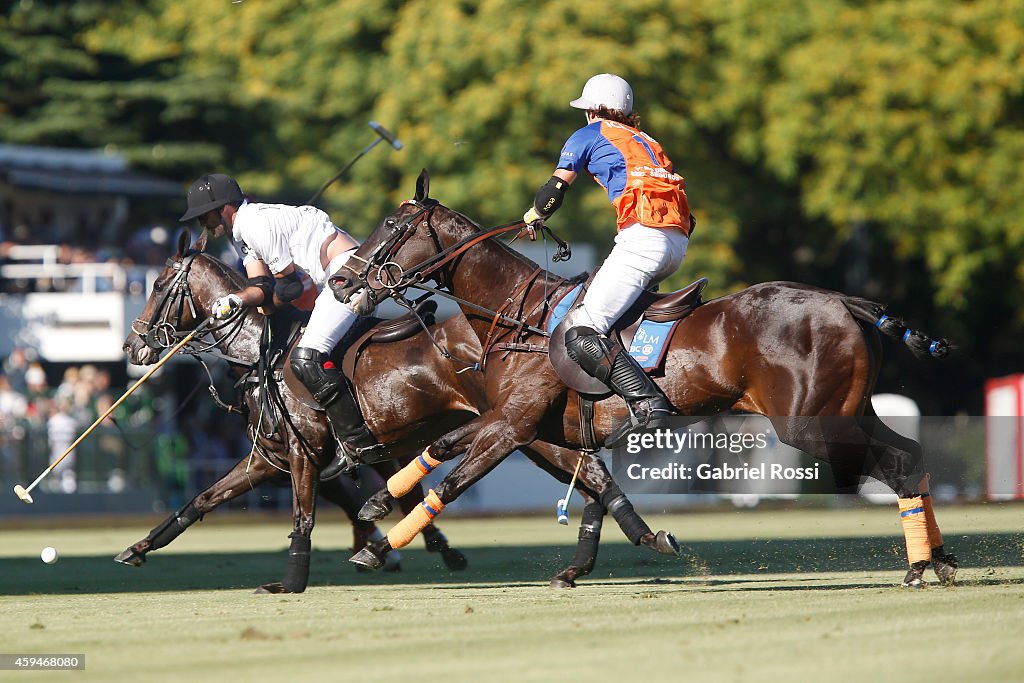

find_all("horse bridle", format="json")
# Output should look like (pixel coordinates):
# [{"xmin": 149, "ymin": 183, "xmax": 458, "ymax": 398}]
[
  {"xmin": 339, "ymin": 199, "xmax": 442, "ymax": 306},
  {"xmin": 343, "ymin": 199, "xmax": 568, "ymax": 303},
  {"xmin": 340, "ymin": 200, "xmax": 573, "ymax": 343},
  {"xmin": 132, "ymin": 252, "xmax": 246, "ymax": 356}
]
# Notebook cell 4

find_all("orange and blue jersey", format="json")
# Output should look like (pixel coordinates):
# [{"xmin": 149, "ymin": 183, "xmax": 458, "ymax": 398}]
[{"xmin": 558, "ymin": 120, "xmax": 691, "ymax": 235}]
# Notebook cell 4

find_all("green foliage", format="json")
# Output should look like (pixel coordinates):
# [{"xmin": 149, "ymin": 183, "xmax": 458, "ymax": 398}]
[{"xmin": 3, "ymin": 0, "xmax": 1023, "ymax": 411}]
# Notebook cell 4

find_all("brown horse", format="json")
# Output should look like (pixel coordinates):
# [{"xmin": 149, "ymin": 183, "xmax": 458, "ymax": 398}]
[
  {"xmin": 332, "ymin": 170, "xmax": 958, "ymax": 588},
  {"xmin": 121, "ymin": 230, "xmax": 679, "ymax": 592}
]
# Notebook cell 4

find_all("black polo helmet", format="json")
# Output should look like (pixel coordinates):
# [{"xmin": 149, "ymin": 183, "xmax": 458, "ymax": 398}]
[{"xmin": 179, "ymin": 174, "xmax": 245, "ymax": 221}]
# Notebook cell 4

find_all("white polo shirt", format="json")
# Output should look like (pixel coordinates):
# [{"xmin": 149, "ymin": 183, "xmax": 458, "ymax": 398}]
[{"xmin": 231, "ymin": 201, "xmax": 349, "ymax": 284}]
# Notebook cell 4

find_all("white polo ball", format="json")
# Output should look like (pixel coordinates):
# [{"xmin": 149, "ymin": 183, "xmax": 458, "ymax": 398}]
[{"xmin": 40, "ymin": 546, "xmax": 58, "ymax": 564}]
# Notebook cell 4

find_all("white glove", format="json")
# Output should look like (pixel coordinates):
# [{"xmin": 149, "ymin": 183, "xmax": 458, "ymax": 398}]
[
  {"xmin": 212, "ymin": 293, "xmax": 243, "ymax": 320},
  {"xmin": 523, "ymin": 206, "xmax": 544, "ymax": 225}
]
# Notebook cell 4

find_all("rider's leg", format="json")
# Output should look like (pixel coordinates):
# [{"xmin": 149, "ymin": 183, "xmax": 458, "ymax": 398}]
[
  {"xmin": 568, "ymin": 224, "xmax": 687, "ymax": 446},
  {"xmin": 291, "ymin": 282, "xmax": 378, "ymax": 478},
  {"xmin": 565, "ymin": 326, "xmax": 671, "ymax": 446}
]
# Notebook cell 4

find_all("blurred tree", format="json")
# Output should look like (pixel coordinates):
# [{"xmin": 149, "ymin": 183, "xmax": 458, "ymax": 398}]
[
  {"xmin": 3, "ymin": 0, "xmax": 1021, "ymax": 413},
  {"xmin": 0, "ymin": 0, "xmax": 254, "ymax": 175}
]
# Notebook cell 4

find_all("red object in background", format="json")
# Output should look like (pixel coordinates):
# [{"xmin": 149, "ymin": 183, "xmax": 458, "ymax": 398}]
[{"xmin": 985, "ymin": 374, "xmax": 1024, "ymax": 500}]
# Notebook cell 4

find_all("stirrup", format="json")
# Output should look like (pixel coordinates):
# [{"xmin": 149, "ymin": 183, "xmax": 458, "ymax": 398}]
[
  {"xmin": 319, "ymin": 447, "xmax": 359, "ymax": 482},
  {"xmin": 604, "ymin": 400, "xmax": 671, "ymax": 448}
]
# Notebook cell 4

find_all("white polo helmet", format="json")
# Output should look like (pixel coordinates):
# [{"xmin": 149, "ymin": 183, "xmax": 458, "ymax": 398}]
[{"xmin": 569, "ymin": 73, "xmax": 633, "ymax": 114}]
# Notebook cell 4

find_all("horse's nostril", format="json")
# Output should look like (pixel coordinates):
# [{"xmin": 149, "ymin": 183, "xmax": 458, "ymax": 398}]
[{"xmin": 328, "ymin": 275, "xmax": 351, "ymax": 300}]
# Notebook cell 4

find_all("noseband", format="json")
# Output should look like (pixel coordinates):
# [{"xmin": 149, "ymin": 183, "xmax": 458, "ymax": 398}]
[
  {"xmin": 132, "ymin": 253, "xmax": 244, "ymax": 354},
  {"xmin": 340, "ymin": 200, "xmax": 441, "ymax": 302},
  {"xmin": 132, "ymin": 254, "xmax": 202, "ymax": 351}
]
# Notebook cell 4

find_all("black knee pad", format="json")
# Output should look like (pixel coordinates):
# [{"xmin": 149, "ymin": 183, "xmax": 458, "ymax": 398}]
[
  {"xmin": 565, "ymin": 326, "xmax": 615, "ymax": 383},
  {"xmin": 290, "ymin": 347, "xmax": 341, "ymax": 405}
]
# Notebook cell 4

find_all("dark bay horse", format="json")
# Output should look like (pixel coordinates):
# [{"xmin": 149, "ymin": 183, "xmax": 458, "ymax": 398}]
[
  {"xmin": 121, "ymin": 230, "xmax": 678, "ymax": 591},
  {"xmin": 332, "ymin": 170, "xmax": 958, "ymax": 588}
]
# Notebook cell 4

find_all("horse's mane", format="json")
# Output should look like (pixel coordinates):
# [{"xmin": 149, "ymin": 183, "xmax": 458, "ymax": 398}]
[{"xmin": 195, "ymin": 251, "xmax": 247, "ymax": 291}]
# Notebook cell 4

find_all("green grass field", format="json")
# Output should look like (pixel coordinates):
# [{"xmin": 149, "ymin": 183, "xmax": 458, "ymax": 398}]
[{"xmin": 1, "ymin": 503, "xmax": 1022, "ymax": 682}]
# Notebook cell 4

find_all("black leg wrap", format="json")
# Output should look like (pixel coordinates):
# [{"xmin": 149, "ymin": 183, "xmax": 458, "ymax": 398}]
[
  {"xmin": 148, "ymin": 502, "xmax": 203, "ymax": 551},
  {"xmin": 281, "ymin": 533, "xmax": 312, "ymax": 593},
  {"xmin": 422, "ymin": 526, "xmax": 447, "ymax": 552},
  {"xmin": 600, "ymin": 488, "xmax": 650, "ymax": 545},
  {"xmin": 570, "ymin": 502, "xmax": 605, "ymax": 575}
]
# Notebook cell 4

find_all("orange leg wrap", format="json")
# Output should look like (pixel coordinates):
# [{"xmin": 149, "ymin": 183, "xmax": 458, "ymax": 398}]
[
  {"xmin": 918, "ymin": 474, "xmax": 945, "ymax": 549},
  {"xmin": 387, "ymin": 448, "xmax": 443, "ymax": 498},
  {"xmin": 898, "ymin": 495, "xmax": 931, "ymax": 565},
  {"xmin": 386, "ymin": 489, "xmax": 444, "ymax": 549}
]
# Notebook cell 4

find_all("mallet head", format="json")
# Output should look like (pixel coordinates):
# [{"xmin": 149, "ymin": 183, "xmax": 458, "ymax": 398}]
[
  {"xmin": 556, "ymin": 499, "xmax": 568, "ymax": 525},
  {"xmin": 369, "ymin": 121, "xmax": 403, "ymax": 150},
  {"xmin": 14, "ymin": 484, "xmax": 34, "ymax": 504}
]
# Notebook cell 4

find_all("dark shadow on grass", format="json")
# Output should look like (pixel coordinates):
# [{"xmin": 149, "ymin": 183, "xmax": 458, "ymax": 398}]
[{"xmin": 0, "ymin": 532, "xmax": 1020, "ymax": 596}]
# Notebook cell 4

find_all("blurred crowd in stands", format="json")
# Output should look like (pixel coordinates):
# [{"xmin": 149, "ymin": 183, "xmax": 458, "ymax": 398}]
[
  {"xmin": 0, "ymin": 227, "xmax": 180, "ymax": 295},
  {"xmin": 0, "ymin": 209, "xmax": 262, "ymax": 510},
  {"xmin": 0, "ymin": 343, "xmax": 255, "ymax": 510}
]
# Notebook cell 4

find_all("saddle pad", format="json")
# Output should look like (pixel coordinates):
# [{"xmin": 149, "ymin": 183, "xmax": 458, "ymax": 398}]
[
  {"xmin": 547, "ymin": 282, "xmax": 677, "ymax": 371},
  {"xmin": 546, "ymin": 283, "xmax": 584, "ymax": 334},
  {"xmin": 629, "ymin": 320, "xmax": 677, "ymax": 370}
]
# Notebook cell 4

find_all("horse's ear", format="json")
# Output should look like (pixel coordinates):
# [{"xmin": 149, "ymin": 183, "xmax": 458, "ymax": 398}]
[
  {"xmin": 177, "ymin": 229, "xmax": 191, "ymax": 257},
  {"xmin": 414, "ymin": 169, "xmax": 430, "ymax": 202},
  {"xmin": 193, "ymin": 230, "xmax": 209, "ymax": 253}
]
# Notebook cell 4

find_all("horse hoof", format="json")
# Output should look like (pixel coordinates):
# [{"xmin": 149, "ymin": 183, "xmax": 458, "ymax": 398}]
[
  {"xmin": 349, "ymin": 548, "xmax": 384, "ymax": 570},
  {"xmin": 440, "ymin": 547, "xmax": 468, "ymax": 572},
  {"xmin": 655, "ymin": 530, "xmax": 681, "ymax": 556},
  {"xmin": 114, "ymin": 549, "xmax": 145, "ymax": 567},
  {"xmin": 901, "ymin": 567, "xmax": 928, "ymax": 589},
  {"xmin": 932, "ymin": 553, "xmax": 958, "ymax": 587},
  {"xmin": 357, "ymin": 492, "xmax": 393, "ymax": 522},
  {"xmin": 383, "ymin": 550, "xmax": 402, "ymax": 572},
  {"xmin": 549, "ymin": 575, "xmax": 576, "ymax": 589},
  {"xmin": 254, "ymin": 582, "xmax": 299, "ymax": 594}
]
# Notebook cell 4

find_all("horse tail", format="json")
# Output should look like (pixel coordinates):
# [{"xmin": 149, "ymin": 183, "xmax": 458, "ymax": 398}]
[{"xmin": 840, "ymin": 296, "xmax": 950, "ymax": 360}]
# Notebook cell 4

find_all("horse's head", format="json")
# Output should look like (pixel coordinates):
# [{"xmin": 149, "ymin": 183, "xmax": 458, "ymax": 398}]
[
  {"xmin": 332, "ymin": 169, "xmax": 494, "ymax": 316},
  {"xmin": 123, "ymin": 229, "xmax": 241, "ymax": 365}
]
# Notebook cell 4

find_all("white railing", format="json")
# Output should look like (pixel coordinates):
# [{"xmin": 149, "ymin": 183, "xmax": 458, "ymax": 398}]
[
  {"xmin": 0, "ymin": 246, "xmax": 162, "ymax": 361},
  {"xmin": 1, "ymin": 245, "xmax": 161, "ymax": 294}
]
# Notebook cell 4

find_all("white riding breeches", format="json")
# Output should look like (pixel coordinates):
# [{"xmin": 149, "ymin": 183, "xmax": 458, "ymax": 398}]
[
  {"xmin": 298, "ymin": 250, "xmax": 363, "ymax": 354},
  {"xmin": 574, "ymin": 223, "xmax": 689, "ymax": 335}
]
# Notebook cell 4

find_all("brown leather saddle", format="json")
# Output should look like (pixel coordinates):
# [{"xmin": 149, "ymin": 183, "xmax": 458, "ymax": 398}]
[
  {"xmin": 549, "ymin": 278, "xmax": 707, "ymax": 395},
  {"xmin": 283, "ymin": 299, "xmax": 439, "ymax": 411}
]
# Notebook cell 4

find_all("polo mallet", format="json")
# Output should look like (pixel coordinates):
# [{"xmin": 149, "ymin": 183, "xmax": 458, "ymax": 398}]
[
  {"xmin": 13, "ymin": 322, "xmax": 209, "ymax": 504},
  {"xmin": 306, "ymin": 121, "xmax": 403, "ymax": 206},
  {"xmin": 556, "ymin": 453, "xmax": 586, "ymax": 525}
]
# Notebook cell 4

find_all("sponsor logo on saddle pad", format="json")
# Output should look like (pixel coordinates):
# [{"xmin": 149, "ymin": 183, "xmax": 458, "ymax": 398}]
[
  {"xmin": 628, "ymin": 320, "xmax": 674, "ymax": 370},
  {"xmin": 547, "ymin": 283, "xmax": 674, "ymax": 370}
]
